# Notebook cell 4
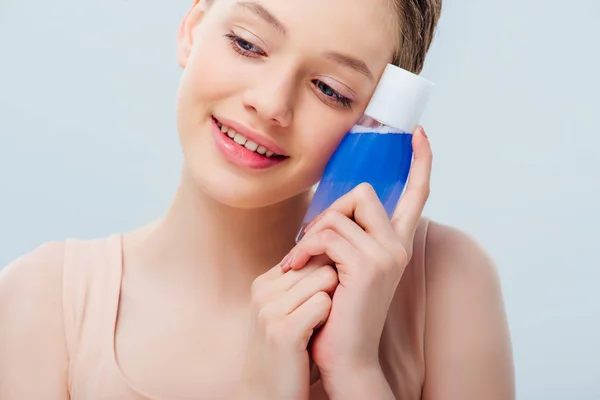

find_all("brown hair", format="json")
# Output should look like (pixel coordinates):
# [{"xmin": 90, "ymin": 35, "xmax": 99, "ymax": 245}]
[{"xmin": 391, "ymin": 0, "xmax": 442, "ymax": 73}]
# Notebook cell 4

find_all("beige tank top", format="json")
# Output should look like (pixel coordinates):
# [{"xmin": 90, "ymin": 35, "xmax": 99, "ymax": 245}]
[{"xmin": 60, "ymin": 218, "xmax": 430, "ymax": 399}]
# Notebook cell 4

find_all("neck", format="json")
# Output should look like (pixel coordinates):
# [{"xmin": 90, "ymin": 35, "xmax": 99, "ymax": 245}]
[{"xmin": 126, "ymin": 167, "xmax": 311, "ymax": 304}]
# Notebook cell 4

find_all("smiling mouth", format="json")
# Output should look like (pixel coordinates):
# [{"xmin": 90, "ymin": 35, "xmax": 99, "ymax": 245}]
[{"xmin": 212, "ymin": 117, "xmax": 286, "ymax": 159}]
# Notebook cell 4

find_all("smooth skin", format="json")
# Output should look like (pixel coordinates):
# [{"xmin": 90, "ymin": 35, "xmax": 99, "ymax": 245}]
[
  {"xmin": 238, "ymin": 126, "xmax": 433, "ymax": 400},
  {"xmin": 283, "ymin": 128, "xmax": 514, "ymax": 399},
  {"xmin": 284, "ymin": 127, "xmax": 434, "ymax": 399},
  {"xmin": 0, "ymin": 0, "xmax": 514, "ymax": 398},
  {"xmin": 237, "ymin": 259, "xmax": 338, "ymax": 399}
]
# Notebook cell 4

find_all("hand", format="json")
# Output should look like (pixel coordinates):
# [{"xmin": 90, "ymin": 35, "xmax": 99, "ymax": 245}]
[
  {"xmin": 235, "ymin": 258, "xmax": 339, "ymax": 400},
  {"xmin": 280, "ymin": 126, "xmax": 432, "ymax": 392}
]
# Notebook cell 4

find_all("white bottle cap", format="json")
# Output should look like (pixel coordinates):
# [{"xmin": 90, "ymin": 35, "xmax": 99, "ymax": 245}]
[{"xmin": 364, "ymin": 64, "xmax": 435, "ymax": 133}]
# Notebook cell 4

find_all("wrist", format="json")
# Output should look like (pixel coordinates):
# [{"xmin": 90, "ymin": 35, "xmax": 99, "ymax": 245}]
[{"xmin": 323, "ymin": 363, "xmax": 394, "ymax": 400}]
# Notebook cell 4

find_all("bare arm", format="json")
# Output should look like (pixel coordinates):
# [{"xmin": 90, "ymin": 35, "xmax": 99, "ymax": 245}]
[
  {"xmin": 421, "ymin": 222, "xmax": 515, "ymax": 400},
  {"xmin": 0, "ymin": 242, "xmax": 70, "ymax": 399}
]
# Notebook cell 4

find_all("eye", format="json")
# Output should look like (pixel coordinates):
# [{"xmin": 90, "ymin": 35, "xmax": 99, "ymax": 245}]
[
  {"xmin": 225, "ymin": 32, "xmax": 267, "ymax": 57},
  {"xmin": 312, "ymin": 80, "xmax": 352, "ymax": 109}
]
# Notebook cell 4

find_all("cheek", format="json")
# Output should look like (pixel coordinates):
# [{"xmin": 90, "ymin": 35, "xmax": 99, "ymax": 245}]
[
  {"xmin": 296, "ymin": 96, "xmax": 360, "ymax": 159},
  {"xmin": 297, "ymin": 111, "xmax": 355, "ymax": 175},
  {"xmin": 180, "ymin": 32, "xmax": 244, "ymax": 105},
  {"xmin": 310, "ymin": 132, "xmax": 341, "ymax": 161}
]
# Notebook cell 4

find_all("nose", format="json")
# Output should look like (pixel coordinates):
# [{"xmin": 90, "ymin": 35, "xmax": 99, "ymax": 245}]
[{"xmin": 242, "ymin": 66, "xmax": 296, "ymax": 128}]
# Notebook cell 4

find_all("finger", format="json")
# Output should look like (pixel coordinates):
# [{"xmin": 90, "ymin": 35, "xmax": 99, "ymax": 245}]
[
  {"xmin": 271, "ymin": 265, "xmax": 338, "ymax": 316},
  {"xmin": 298, "ymin": 209, "xmax": 390, "ymax": 274},
  {"xmin": 303, "ymin": 209, "xmax": 377, "ymax": 256},
  {"xmin": 288, "ymin": 291, "xmax": 332, "ymax": 345},
  {"xmin": 253, "ymin": 261, "xmax": 323, "ymax": 307},
  {"xmin": 287, "ymin": 229, "xmax": 360, "ymax": 275},
  {"xmin": 303, "ymin": 183, "xmax": 395, "ymax": 245},
  {"xmin": 279, "ymin": 259, "xmax": 326, "ymax": 284},
  {"xmin": 261, "ymin": 262, "xmax": 290, "ymax": 281},
  {"xmin": 268, "ymin": 252, "xmax": 330, "ymax": 280},
  {"xmin": 391, "ymin": 126, "xmax": 432, "ymax": 239}
]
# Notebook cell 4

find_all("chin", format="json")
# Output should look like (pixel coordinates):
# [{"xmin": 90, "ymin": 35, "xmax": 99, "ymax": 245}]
[
  {"xmin": 185, "ymin": 162, "xmax": 311, "ymax": 210},
  {"xmin": 178, "ymin": 117, "xmax": 321, "ymax": 211}
]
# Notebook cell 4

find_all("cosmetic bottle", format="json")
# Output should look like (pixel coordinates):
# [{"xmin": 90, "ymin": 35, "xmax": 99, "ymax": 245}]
[{"xmin": 296, "ymin": 64, "xmax": 434, "ymax": 242}]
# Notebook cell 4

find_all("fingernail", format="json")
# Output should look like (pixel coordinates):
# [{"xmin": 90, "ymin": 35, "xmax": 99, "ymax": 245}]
[
  {"xmin": 419, "ymin": 126, "xmax": 428, "ymax": 139},
  {"xmin": 304, "ymin": 219, "xmax": 316, "ymax": 233},
  {"xmin": 280, "ymin": 254, "xmax": 291, "ymax": 267},
  {"xmin": 281, "ymin": 255, "xmax": 294, "ymax": 273}
]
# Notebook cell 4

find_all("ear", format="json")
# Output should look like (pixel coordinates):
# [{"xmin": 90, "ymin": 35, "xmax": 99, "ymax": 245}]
[{"xmin": 177, "ymin": 0, "xmax": 210, "ymax": 68}]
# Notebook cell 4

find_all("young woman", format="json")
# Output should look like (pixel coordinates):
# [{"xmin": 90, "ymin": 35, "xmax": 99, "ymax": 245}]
[{"xmin": 0, "ymin": 0, "xmax": 515, "ymax": 398}]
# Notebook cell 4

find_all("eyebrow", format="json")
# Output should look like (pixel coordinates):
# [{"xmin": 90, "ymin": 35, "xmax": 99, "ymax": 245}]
[
  {"xmin": 237, "ymin": 1, "xmax": 287, "ymax": 36},
  {"xmin": 236, "ymin": 1, "xmax": 372, "ymax": 81},
  {"xmin": 323, "ymin": 51, "xmax": 374, "ymax": 81}
]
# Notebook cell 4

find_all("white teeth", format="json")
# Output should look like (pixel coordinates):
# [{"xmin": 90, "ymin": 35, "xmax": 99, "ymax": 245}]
[
  {"xmin": 256, "ymin": 145, "xmax": 267, "ymax": 155},
  {"xmin": 216, "ymin": 119, "xmax": 281, "ymax": 157},
  {"xmin": 233, "ymin": 133, "xmax": 247, "ymax": 145},
  {"xmin": 244, "ymin": 140, "xmax": 259, "ymax": 152}
]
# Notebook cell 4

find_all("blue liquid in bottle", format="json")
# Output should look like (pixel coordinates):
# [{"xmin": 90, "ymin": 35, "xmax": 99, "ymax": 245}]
[
  {"xmin": 297, "ymin": 129, "xmax": 413, "ymax": 242},
  {"xmin": 295, "ymin": 62, "xmax": 434, "ymax": 242}
]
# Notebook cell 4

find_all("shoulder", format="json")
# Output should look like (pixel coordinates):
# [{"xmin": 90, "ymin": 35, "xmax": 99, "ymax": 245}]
[
  {"xmin": 0, "ymin": 241, "xmax": 69, "ymax": 335},
  {"xmin": 423, "ymin": 220, "xmax": 500, "ymax": 285},
  {"xmin": 420, "ymin": 220, "xmax": 515, "ymax": 399},
  {"xmin": 0, "ymin": 242, "xmax": 70, "ymax": 396},
  {"xmin": 0, "ymin": 234, "xmax": 121, "ymax": 308},
  {"xmin": 0, "ymin": 241, "xmax": 66, "ymax": 300},
  {"xmin": 421, "ymin": 219, "xmax": 507, "ymax": 326},
  {"xmin": 0, "ymin": 234, "xmax": 121, "ymax": 342},
  {"xmin": 1, "ymin": 234, "xmax": 119, "ymax": 284},
  {"xmin": 0, "ymin": 240, "xmax": 96, "ymax": 397}
]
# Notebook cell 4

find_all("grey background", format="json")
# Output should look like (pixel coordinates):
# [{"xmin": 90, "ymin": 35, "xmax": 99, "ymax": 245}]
[{"xmin": 1, "ymin": 0, "xmax": 598, "ymax": 398}]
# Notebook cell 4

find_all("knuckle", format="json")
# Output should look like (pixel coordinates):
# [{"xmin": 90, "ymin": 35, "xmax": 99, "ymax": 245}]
[
  {"xmin": 250, "ymin": 276, "xmax": 264, "ymax": 295},
  {"xmin": 319, "ymin": 265, "xmax": 339, "ymax": 286},
  {"xmin": 355, "ymin": 182, "xmax": 377, "ymax": 200},
  {"xmin": 313, "ymin": 291, "xmax": 332, "ymax": 311},
  {"xmin": 392, "ymin": 241, "xmax": 410, "ymax": 264},
  {"xmin": 321, "ymin": 209, "xmax": 342, "ymax": 224},
  {"xmin": 256, "ymin": 304, "xmax": 276, "ymax": 326},
  {"xmin": 319, "ymin": 229, "xmax": 338, "ymax": 243},
  {"xmin": 250, "ymin": 283, "xmax": 269, "ymax": 307}
]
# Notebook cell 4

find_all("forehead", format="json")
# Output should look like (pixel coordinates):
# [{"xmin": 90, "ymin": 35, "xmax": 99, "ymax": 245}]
[{"xmin": 220, "ymin": 0, "xmax": 396, "ymax": 73}]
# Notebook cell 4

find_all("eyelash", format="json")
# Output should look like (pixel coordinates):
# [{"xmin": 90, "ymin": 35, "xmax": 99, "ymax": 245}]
[
  {"xmin": 312, "ymin": 80, "xmax": 352, "ymax": 109},
  {"xmin": 224, "ymin": 32, "xmax": 266, "ymax": 57},
  {"xmin": 224, "ymin": 32, "xmax": 353, "ymax": 109}
]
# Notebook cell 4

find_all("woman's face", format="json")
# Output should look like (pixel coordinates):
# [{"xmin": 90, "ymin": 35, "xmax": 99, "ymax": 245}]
[{"xmin": 176, "ymin": 0, "xmax": 396, "ymax": 208}]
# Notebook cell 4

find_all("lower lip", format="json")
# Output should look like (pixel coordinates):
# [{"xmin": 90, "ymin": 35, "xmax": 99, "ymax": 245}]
[{"xmin": 210, "ymin": 118, "xmax": 287, "ymax": 170}]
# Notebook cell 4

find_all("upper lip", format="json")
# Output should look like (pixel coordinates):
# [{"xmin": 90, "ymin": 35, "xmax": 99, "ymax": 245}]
[{"xmin": 214, "ymin": 115, "xmax": 288, "ymax": 156}]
